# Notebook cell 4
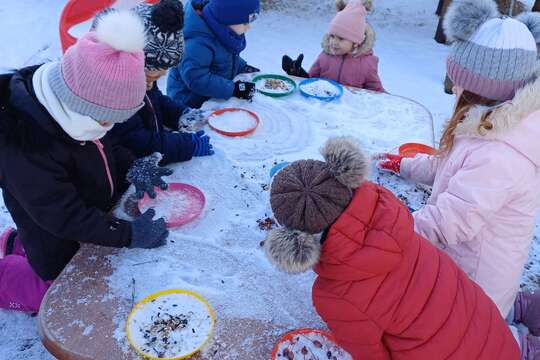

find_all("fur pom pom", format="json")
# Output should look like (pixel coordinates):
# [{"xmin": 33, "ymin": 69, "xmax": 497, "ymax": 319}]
[
  {"xmin": 264, "ymin": 228, "xmax": 321, "ymax": 273},
  {"xmin": 517, "ymin": 12, "xmax": 540, "ymax": 43},
  {"xmin": 443, "ymin": 0, "xmax": 499, "ymax": 41},
  {"xmin": 321, "ymin": 136, "xmax": 369, "ymax": 189},
  {"xmin": 95, "ymin": 10, "xmax": 145, "ymax": 53},
  {"xmin": 151, "ymin": 0, "xmax": 184, "ymax": 33}
]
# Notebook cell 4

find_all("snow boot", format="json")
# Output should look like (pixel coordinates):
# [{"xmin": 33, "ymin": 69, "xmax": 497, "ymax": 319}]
[
  {"xmin": 520, "ymin": 333, "xmax": 540, "ymax": 360},
  {"xmin": 0, "ymin": 255, "xmax": 52, "ymax": 312},
  {"xmin": 515, "ymin": 291, "xmax": 540, "ymax": 337},
  {"xmin": 0, "ymin": 227, "xmax": 16, "ymax": 259}
]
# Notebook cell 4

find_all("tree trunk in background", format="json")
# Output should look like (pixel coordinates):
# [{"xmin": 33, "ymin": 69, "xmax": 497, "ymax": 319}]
[
  {"xmin": 533, "ymin": 0, "xmax": 540, "ymax": 11},
  {"xmin": 434, "ymin": 0, "xmax": 452, "ymax": 44},
  {"xmin": 435, "ymin": 0, "xmax": 445, "ymax": 16}
]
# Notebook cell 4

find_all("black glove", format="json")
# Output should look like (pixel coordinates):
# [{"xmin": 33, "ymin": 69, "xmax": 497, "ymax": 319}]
[
  {"xmin": 241, "ymin": 64, "xmax": 260, "ymax": 74},
  {"xmin": 129, "ymin": 209, "xmax": 168, "ymax": 249},
  {"xmin": 127, "ymin": 153, "xmax": 173, "ymax": 199},
  {"xmin": 282, "ymin": 54, "xmax": 309, "ymax": 78},
  {"xmin": 233, "ymin": 81, "xmax": 256, "ymax": 101}
]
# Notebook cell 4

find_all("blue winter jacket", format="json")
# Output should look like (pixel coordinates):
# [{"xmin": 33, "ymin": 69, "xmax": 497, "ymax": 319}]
[
  {"xmin": 110, "ymin": 84, "xmax": 195, "ymax": 165},
  {"xmin": 166, "ymin": 2, "xmax": 247, "ymax": 109}
]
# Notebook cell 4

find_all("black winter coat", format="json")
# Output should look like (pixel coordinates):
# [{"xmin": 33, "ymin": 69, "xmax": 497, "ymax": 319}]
[
  {"xmin": 0, "ymin": 66, "xmax": 135, "ymax": 280},
  {"xmin": 109, "ymin": 84, "xmax": 195, "ymax": 165}
]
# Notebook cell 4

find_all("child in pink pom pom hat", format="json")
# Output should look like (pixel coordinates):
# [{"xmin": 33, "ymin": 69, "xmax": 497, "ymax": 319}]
[
  {"xmin": 0, "ymin": 10, "xmax": 171, "ymax": 313},
  {"xmin": 282, "ymin": 0, "xmax": 384, "ymax": 92}
]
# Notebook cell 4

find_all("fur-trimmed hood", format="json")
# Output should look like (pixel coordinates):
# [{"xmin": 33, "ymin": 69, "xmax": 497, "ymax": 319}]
[
  {"xmin": 454, "ymin": 77, "xmax": 540, "ymax": 167},
  {"xmin": 322, "ymin": 23, "xmax": 375, "ymax": 56}
]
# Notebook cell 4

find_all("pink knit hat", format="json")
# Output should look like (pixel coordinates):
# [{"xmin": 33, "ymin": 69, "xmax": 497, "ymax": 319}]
[
  {"xmin": 49, "ymin": 11, "xmax": 146, "ymax": 123},
  {"xmin": 328, "ymin": 0, "xmax": 367, "ymax": 45}
]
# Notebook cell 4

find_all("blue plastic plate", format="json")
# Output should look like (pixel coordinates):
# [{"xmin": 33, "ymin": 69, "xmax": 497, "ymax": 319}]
[
  {"xmin": 299, "ymin": 78, "xmax": 344, "ymax": 101},
  {"xmin": 269, "ymin": 162, "xmax": 290, "ymax": 178}
]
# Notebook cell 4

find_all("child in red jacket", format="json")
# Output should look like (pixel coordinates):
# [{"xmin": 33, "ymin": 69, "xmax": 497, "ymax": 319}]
[
  {"xmin": 264, "ymin": 137, "xmax": 528, "ymax": 359},
  {"xmin": 282, "ymin": 0, "xmax": 384, "ymax": 92}
]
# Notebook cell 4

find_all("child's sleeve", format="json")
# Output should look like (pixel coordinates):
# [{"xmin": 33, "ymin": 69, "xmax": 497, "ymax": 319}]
[
  {"xmin": 2, "ymin": 152, "xmax": 132, "ymax": 248},
  {"xmin": 159, "ymin": 131, "xmax": 196, "ymax": 164},
  {"xmin": 166, "ymin": 65, "xmax": 185, "ymax": 107},
  {"xmin": 236, "ymin": 56, "xmax": 248, "ymax": 76},
  {"xmin": 110, "ymin": 121, "xmax": 195, "ymax": 165},
  {"xmin": 413, "ymin": 149, "xmax": 518, "ymax": 247},
  {"xmin": 110, "ymin": 139, "xmax": 135, "ymax": 195},
  {"xmin": 363, "ymin": 56, "xmax": 385, "ymax": 92},
  {"xmin": 308, "ymin": 54, "xmax": 322, "ymax": 78},
  {"xmin": 180, "ymin": 40, "xmax": 235, "ymax": 100},
  {"xmin": 314, "ymin": 291, "xmax": 391, "ymax": 360},
  {"xmin": 153, "ymin": 86, "xmax": 184, "ymax": 130},
  {"xmin": 400, "ymin": 154, "xmax": 439, "ymax": 187}
]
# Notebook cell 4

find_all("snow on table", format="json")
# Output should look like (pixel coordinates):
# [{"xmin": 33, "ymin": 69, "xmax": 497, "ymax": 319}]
[
  {"xmin": 199, "ymin": 84, "xmax": 434, "ymax": 162},
  {"xmin": 104, "ymin": 87, "xmax": 435, "ymax": 357}
]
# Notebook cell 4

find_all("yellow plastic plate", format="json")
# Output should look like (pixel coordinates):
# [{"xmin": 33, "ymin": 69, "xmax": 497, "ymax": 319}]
[{"xmin": 126, "ymin": 289, "xmax": 215, "ymax": 360}]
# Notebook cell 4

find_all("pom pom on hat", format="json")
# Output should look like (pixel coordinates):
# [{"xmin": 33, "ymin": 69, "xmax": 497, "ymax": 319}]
[
  {"xmin": 264, "ymin": 228, "xmax": 321, "ymax": 273},
  {"xmin": 95, "ymin": 10, "xmax": 145, "ymax": 53},
  {"xmin": 150, "ymin": 0, "xmax": 184, "ymax": 33},
  {"xmin": 321, "ymin": 136, "xmax": 369, "ymax": 189},
  {"xmin": 517, "ymin": 12, "xmax": 540, "ymax": 43},
  {"xmin": 443, "ymin": 0, "xmax": 499, "ymax": 41}
]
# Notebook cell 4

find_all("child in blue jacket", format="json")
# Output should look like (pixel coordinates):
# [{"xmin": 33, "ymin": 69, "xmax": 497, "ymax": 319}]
[
  {"xmin": 98, "ymin": 1, "xmax": 214, "ymax": 165},
  {"xmin": 167, "ymin": 0, "xmax": 260, "ymax": 109}
]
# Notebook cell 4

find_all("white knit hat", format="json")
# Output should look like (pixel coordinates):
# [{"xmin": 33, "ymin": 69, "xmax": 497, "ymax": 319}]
[{"xmin": 445, "ymin": 0, "xmax": 540, "ymax": 101}]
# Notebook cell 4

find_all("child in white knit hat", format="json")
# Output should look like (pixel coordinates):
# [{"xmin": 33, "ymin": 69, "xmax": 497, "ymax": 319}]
[{"xmin": 377, "ymin": 0, "xmax": 540, "ymax": 356}]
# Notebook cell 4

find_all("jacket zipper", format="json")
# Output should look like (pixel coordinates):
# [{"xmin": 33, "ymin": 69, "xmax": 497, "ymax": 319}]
[
  {"xmin": 337, "ymin": 56, "xmax": 346, "ymax": 84},
  {"xmin": 145, "ymin": 94, "xmax": 159, "ymax": 131},
  {"xmin": 92, "ymin": 140, "xmax": 114, "ymax": 198}
]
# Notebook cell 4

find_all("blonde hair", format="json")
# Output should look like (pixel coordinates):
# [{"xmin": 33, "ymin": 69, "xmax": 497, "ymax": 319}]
[{"xmin": 439, "ymin": 90, "xmax": 498, "ymax": 154}]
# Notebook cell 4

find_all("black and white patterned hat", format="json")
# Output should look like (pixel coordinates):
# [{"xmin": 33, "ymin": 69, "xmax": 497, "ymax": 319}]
[
  {"xmin": 93, "ymin": 1, "xmax": 185, "ymax": 71},
  {"xmin": 135, "ymin": 0, "xmax": 185, "ymax": 70}
]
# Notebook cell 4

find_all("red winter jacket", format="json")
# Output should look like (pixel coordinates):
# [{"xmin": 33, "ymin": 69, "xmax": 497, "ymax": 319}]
[{"xmin": 313, "ymin": 182, "xmax": 520, "ymax": 360}]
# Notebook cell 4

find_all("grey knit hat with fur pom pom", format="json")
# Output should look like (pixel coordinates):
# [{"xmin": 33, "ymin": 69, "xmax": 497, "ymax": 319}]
[
  {"xmin": 265, "ymin": 136, "xmax": 369, "ymax": 273},
  {"xmin": 443, "ymin": 0, "xmax": 540, "ymax": 101}
]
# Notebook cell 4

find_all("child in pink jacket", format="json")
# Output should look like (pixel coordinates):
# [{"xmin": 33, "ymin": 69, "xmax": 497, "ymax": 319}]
[
  {"xmin": 282, "ymin": 0, "xmax": 384, "ymax": 92},
  {"xmin": 377, "ymin": 1, "xmax": 540, "ymax": 357}
]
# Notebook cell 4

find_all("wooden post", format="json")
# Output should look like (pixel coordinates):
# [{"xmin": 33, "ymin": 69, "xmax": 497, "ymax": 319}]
[
  {"xmin": 533, "ymin": 0, "xmax": 540, "ymax": 12},
  {"xmin": 434, "ymin": 0, "xmax": 452, "ymax": 44},
  {"xmin": 436, "ymin": 0, "xmax": 445, "ymax": 16}
]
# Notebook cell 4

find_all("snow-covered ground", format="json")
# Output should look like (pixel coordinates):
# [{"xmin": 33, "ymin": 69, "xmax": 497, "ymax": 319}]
[{"xmin": 0, "ymin": 0, "xmax": 538, "ymax": 359}]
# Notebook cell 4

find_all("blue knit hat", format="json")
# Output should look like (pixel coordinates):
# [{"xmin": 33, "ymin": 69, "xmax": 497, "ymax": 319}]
[{"xmin": 207, "ymin": 0, "xmax": 260, "ymax": 25}]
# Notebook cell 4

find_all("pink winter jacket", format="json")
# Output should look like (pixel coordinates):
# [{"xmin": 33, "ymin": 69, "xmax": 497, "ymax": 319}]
[
  {"xmin": 401, "ymin": 78, "xmax": 540, "ymax": 317},
  {"xmin": 309, "ymin": 25, "xmax": 384, "ymax": 92}
]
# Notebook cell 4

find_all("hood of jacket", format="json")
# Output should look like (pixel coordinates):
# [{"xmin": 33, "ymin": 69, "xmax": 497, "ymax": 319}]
[{"xmin": 454, "ymin": 77, "xmax": 540, "ymax": 167}]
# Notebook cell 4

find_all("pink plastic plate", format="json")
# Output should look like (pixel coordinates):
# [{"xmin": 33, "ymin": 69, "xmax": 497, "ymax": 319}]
[{"xmin": 137, "ymin": 183, "xmax": 205, "ymax": 228}]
